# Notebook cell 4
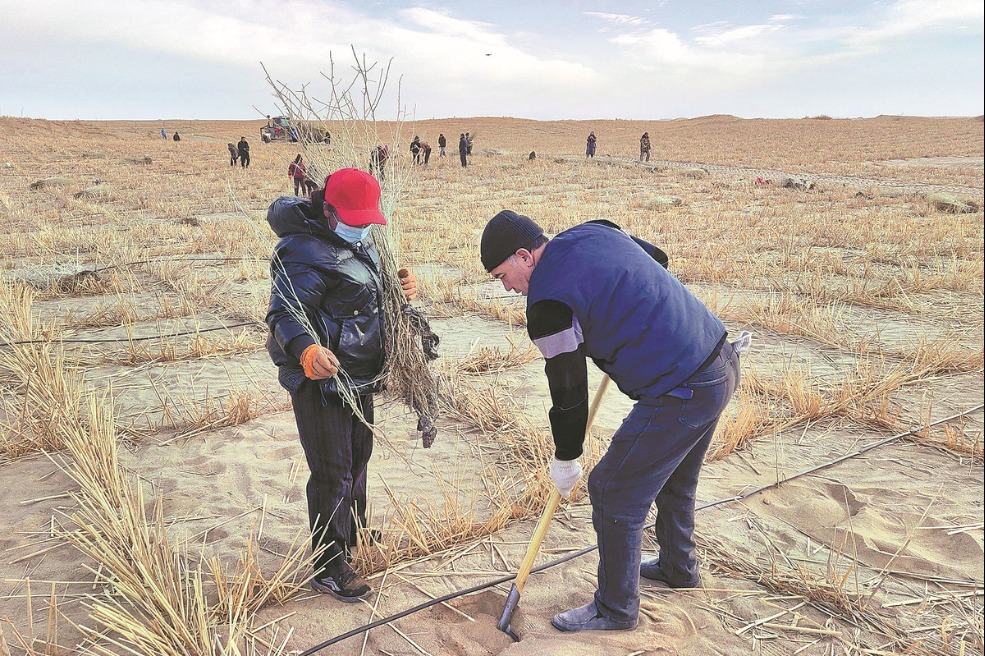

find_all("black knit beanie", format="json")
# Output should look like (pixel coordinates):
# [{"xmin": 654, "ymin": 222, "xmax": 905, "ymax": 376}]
[{"xmin": 480, "ymin": 210, "xmax": 544, "ymax": 272}]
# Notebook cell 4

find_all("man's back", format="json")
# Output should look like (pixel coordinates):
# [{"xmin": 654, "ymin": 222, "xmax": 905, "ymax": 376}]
[{"xmin": 529, "ymin": 223, "xmax": 724, "ymax": 398}]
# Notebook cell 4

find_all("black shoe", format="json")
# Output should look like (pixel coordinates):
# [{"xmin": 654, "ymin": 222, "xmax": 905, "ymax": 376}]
[
  {"xmin": 640, "ymin": 557, "xmax": 701, "ymax": 589},
  {"xmin": 311, "ymin": 565, "xmax": 371, "ymax": 602}
]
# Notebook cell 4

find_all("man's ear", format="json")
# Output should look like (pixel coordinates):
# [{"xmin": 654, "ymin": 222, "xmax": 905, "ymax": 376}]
[{"xmin": 515, "ymin": 248, "xmax": 533, "ymax": 265}]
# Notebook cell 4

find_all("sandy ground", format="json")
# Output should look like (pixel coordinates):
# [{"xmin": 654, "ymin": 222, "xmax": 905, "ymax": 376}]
[
  {"xmin": 1, "ymin": 116, "xmax": 982, "ymax": 656},
  {"xmin": 3, "ymin": 310, "xmax": 981, "ymax": 655}
]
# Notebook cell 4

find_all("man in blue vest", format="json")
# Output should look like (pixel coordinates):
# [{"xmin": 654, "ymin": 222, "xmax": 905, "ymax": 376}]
[{"xmin": 480, "ymin": 210, "xmax": 746, "ymax": 632}]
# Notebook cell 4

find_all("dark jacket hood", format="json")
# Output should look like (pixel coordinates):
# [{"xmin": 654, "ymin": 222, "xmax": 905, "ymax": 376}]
[{"xmin": 267, "ymin": 196, "xmax": 346, "ymax": 246}]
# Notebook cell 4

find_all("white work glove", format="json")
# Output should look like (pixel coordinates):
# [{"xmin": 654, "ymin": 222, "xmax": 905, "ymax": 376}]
[
  {"xmin": 550, "ymin": 457, "xmax": 583, "ymax": 499},
  {"xmin": 731, "ymin": 331, "xmax": 753, "ymax": 353}
]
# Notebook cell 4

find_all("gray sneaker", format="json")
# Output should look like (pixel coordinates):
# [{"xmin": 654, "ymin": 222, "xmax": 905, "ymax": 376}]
[
  {"xmin": 639, "ymin": 557, "xmax": 701, "ymax": 588},
  {"xmin": 551, "ymin": 600, "xmax": 637, "ymax": 632}
]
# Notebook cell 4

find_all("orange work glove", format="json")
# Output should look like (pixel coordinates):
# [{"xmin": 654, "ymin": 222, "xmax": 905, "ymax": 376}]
[
  {"xmin": 300, "ymin": 344, "xmax": 339, "ymax": 380},
  {"xmin": 398, "ymin": 267, "xmax": 418, "ymax": 300}
]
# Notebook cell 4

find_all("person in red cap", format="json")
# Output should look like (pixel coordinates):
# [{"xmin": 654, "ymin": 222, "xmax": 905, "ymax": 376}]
[{"xmin": 265, "ymin": 167, "xmax": 419, "ymax": 602}]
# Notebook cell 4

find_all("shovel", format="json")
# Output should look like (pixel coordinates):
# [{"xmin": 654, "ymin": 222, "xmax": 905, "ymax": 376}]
[{"xmin": 496, "ymin": 374, "xmax": 611, "ymax": 641}]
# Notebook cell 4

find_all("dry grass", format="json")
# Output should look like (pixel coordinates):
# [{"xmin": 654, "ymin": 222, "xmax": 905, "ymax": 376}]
[{"xmin": 0, "ymin": 113, "xmax": 981, "ymax": 654}]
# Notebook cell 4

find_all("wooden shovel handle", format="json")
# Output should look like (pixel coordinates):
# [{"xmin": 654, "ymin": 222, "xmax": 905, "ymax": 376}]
[
  {"xmin": 514, "ymin": 489, "xmax": 561, "ymax": 593},
  {"xmin": 514, "ymin": 374, "xmax": 611, "ymax": 593}
]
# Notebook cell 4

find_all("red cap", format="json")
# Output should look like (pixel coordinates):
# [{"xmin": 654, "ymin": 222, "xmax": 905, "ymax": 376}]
[{"xmin": 323, "ymin": 168, "xmax": 387, "ymax": 227}]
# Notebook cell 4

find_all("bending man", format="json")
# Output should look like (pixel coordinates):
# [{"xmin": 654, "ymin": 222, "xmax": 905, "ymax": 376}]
[{"xmin": 480, "ymin": 211, "xmax": 747, "ymax": 632}]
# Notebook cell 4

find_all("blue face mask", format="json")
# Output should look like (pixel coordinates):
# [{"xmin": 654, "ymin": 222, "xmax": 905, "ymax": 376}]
[{"xmin": 334, "ymin": 222, "xmax": 373, "ymax": 243}]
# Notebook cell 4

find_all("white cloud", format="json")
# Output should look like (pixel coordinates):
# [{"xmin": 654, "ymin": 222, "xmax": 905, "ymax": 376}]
[
  {"xmin": 584, "ymin": 11, "xmax": 648, "ymax": 27},
  {"xmin": 884, "ymin": 0, "xmax": 984, "ymax": 33},
  {"xmin": 1, "ymin": 0, "xmax": 980, "ymax": 120},
  {"xmin": 693, "ymin": 22, "xmax": 785, "ymax": 49},
  {"xmin": 610, "ymin": 26, "xmax": 772, "ymax": 85},
  {"xmin": 843, "ymin": 0, "xmax": 984, "ymax": 52},
  {"xmin": 385, "ymin": 7, "xmax": 599, "ymax": 96},
  {"xmin": 400, "ymin": 6, "xmax": 494, "ymax": 36},
  {"xmin": 1, "ymin": 0, "xmax": 598, "ymax": 108},
  {"xmin": 602, "ymin": 0, "xmax": 983, "ymax": 92}
]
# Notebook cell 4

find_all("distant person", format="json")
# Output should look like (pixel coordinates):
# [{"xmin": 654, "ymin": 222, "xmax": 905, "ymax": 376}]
[
  {"xmin": 290, "ymin": 126, "xmax": 300, "ymax": 143},
  {"xmin": 437, "ymin": 133, "xmax": 447, "ymax": 157},
  {"xmin": 288, "ymin": 154, "xmax": 309, "ymax": 196},
  {"xmin": 410, "ymin": 136, "xmax": 422, "ymax": 165},
  {"xmin": 324, "ymin": 132, "xmax": 331, "ymax": 146},
  {"xmin": 303, "ymin": 167, "xmax": 318, "ymax": 196},
  {"xmin": 172, "ymin": 132, "xmax": 181, "ymax": 142},
  {"xmin": 160, "ymin": 128, "xmax": 167, "ymax": 140},
  {"xmin": 370, "ymin": 144, "xmax": 390, "ymax": 180},
  {"xmin": 458, "ymin": 133, "xmax": 468, "ymax": 168},
  {"xmin": 586, "ymin": 131, "xmax": 597, "ymax": 158},
  {"xmin": 420, "ymin": 139, "xmax": 432, "ymax": 165},
  {"xmin": 238, "ymin": 137, "xmax": 251, "ymax": 168},
  {"xmin": 228, "ymin": 143, "xmax": 239, "ymax": 166},
  {"xmin": 640, "ymin": 132, "xmax": 651, "ymax": 162},
  {"xmin": 466, "ymin": 132, "xmax": 474, "ymax": 157}
]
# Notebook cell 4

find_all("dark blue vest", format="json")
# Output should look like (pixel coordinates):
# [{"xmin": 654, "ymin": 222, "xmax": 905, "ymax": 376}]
[{"xmin": 527, "ymin": 223, "xmax": 725, "ymax": 399}]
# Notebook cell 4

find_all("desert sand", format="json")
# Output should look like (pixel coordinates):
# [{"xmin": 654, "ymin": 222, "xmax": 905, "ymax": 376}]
[{"xmin": 0, "ymin": 114, "xmax": 982, "ymax": 656}]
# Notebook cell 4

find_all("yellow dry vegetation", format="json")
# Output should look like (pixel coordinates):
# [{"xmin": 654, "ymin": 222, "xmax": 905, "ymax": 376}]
[{"xmin": 0, "ymin": 114, "xmax": 982, "ymax": 655}]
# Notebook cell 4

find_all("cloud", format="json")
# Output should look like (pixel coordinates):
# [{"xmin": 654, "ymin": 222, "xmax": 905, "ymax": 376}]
[
  {"xmin": 584, "ymin": 12, "xmax": 648, "ymax": 27},
  {"xmin": 603, "ymin": 0, "xmax": 983, "ymax": 89},
  {"xmin": 1, "ymin": 0, "xmax": 979, "ymax": 120},
  {"xmin": 842, "ymin": 0, "xmax": 984, "ymax": 52},
  {"xmin": 400, "ymin": 6, "xmax": 495, "ymax": 37},
  {"xmin": 0, "ymin": 0, "xmax": 598, "ymax": 111},
  {"xmin": 610, "ymin": 27, "xmax": 770, "ymax": 81},
  {"xmin": 692, "ymin": 22, "xmax": 786, "ymax": 49},
  {"xmin": 388, "ymin": 7, "xmax": 598, "ymax": 88},
  {"xmin": 2, "ymin": 0, "xmax": 352, "ymax": 70}
]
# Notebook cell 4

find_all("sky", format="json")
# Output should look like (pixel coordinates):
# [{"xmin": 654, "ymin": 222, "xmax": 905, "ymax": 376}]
[{"xmin": 1, "ymin": 0, "xmax": 982, "ymax": 121}]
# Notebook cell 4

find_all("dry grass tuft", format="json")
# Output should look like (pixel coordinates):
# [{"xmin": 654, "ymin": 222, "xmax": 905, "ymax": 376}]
[{"xmin": 51, "ymin": 396, "xmax": 311, "ymax": 655}]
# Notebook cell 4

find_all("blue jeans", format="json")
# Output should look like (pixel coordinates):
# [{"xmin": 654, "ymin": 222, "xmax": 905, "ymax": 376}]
[{"xmin": 588, "ymin": 339, "xmax": 740, "ymax": 624}]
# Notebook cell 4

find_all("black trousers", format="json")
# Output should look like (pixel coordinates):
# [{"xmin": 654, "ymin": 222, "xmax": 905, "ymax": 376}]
[
  {"xmin": 289, "ymin": 380, "xmax": 374, "ymax": 576},
  {"xmin": 460, "ymin": 151, "xmax": 467, "ymax": 167}
]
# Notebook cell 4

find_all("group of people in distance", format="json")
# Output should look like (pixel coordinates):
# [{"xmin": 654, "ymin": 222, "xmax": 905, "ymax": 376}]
[
  {"xmin": 409, "ymin": 132, "xmax": 474, "ymax": 167},
  {"xmin": 267, "ymin": 126, "xmax": 655, "ymax": 201},
  {"xmin": 409, "ymin": 136, "xmax": 432, "ymax": 165},
  {"xmin": 264, "ymin": 156, "xmax": 749, "ymax": 634},
  {"xmin": 587, "ymin": 131, "xmax": 652, "ymax": 161},
  {"xmin": 227, "ymin": 137, "xmax": 251, "ymax": 167}
]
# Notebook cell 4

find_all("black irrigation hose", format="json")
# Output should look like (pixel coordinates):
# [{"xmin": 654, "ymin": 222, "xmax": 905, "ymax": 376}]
[
  {"xmin": 85, "ymin": 256, "xmax": 266, "ymax": 274},
  {"xmin": 1, "ymin": 321, "xmax": 262, "ymax": 347},
  {"xmin": 299, "ymin": 403, "xmax": 984, "ymax": 655}
]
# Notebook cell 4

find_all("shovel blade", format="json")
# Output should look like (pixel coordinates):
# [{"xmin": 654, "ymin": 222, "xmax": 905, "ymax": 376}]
[{"xmin": 496, "ymin": 584, "xmax": 521, "ymax": 641}]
